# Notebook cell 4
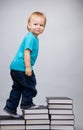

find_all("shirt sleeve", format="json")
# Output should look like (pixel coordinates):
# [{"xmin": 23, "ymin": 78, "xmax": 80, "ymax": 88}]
[{"xmin": 24, "ymin": 35, "xmax": 34, "ymax": 51}]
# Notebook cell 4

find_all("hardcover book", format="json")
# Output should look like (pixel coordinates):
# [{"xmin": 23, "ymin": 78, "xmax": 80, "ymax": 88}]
[
  {"xmin": 24, "ymin": 113, "xmax": 49, "ymax": 120},
  {"xmin": 51, "ymin": 114, "xmax": 75, "ymax": 120},
  {"xmin": 26, "ymin": 124, "xmax": 50, "ymax": 129},
  {"xmin": 48, "ymin": 104, "xmax": 73, "ymax": 109},
  {"xmin": 26, "ymin": 119, "xmax": 50, "ymax": 125},
  {"xmin": 51, "ymin": 125, "xmax": 74, "ymax": 130},
  {"xmin": 51, "ymin": 119, "xmax": 74, "ymax": 125},
  {"xmin": 23, "ymin": 107, "xmax": 48, "ymax": 114},
  {"xmin": 49, "ymin": 109, "xmax": 73, "ymax": 114},
  {"xmin": 46, "ymin": 97, "xmax": 73, "ymax": 104},
  {"xmin": 0, "ymin": 125, "xmax": 25, "ymax": 130},
  {"xmin": 0, "ymin": 116, "xmax": 25, "ymax": 125}
]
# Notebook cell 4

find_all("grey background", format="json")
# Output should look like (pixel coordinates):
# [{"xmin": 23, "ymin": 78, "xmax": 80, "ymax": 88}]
[{"xmin": 0, "ymin": 0, "xmax": 83, "ymax": 129}]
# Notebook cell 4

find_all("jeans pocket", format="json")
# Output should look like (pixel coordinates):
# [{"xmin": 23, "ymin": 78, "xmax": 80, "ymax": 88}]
[{"xmin": 10, "ymin": 70, "xmax": 25, "ymax": 84}]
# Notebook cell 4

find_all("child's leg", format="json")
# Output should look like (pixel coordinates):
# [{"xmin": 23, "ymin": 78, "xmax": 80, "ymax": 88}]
[
  {"xmin": 6, "ymin": 82, "xmax": 21, "ymax": 112},
  {"xmin": 20, "ymin": 71, "xmax": 37, "ymax": 109},
  {"xmin": 5, "ymin": 70, "xmax": 37, "ymax": 110},
  {"xmin": 4, "ymin": 70, "xmax": 22, "ymax": 113}
]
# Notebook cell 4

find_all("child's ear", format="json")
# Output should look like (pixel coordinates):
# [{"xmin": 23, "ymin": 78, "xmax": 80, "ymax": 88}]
[{"xmin": 27, "ymin": 23, "xmax": 31, "ymax": 30}]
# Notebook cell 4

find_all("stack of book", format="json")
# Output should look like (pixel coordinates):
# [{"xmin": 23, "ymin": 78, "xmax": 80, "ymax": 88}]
[
  {"xmin": 23, "ymin": 105, "xmax": 50, "ymax": 130},
  {"xmin": 0, "ymin": 97, "xmax": 75, "ymax": 130},
  {"xmin": 46, "ymin": 97, "xmax": 75, "ymax": 130},
  {"xmin": 0, "ymin": 115, "xmax": 25, "ymax": 130}
]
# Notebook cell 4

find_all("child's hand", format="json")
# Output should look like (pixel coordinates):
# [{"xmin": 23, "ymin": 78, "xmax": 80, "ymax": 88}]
[{"xmin": 25, "ymin": 67, "xmax": 32, "ymax": 76}]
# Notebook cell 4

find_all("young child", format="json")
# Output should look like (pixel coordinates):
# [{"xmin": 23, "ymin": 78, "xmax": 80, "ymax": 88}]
[{"xmin": 4, "ymin": 11, "xmax": 46, "ymax": 118}]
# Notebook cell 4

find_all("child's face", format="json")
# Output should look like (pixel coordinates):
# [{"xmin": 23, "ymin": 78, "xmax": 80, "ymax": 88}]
[{"xmin": 28, "ymin": 16, "xmax": 45, "ymax": 37}]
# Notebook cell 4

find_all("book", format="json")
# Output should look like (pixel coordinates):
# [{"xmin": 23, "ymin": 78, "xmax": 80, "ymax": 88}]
[
  {"xmin": 26, "ymin": 119, "xmax": 50, "ymax": 125},
  {"xmin": 51, "ymin": 125, "xmax": 74, "ymax": 130},
  {"xmin": 0, "ymin": 125, "xmax": 25, "ymax": 130},
  {"xmin": 46, "ymin": 97, "xmax": 73, "ymax": 104},
  {"xmin": 51, "ymin": 114, "xmax": 75, "ymax": 120},
  {"xmin": 49, "ymin": 109, "xmax": 73, "ymax": 114},
  {"xmin": 48, "ymin": 104, "xmax": 73, "ymax": 109},
  {"xmin": 0, "ymin": 116, "xmax": 25, "ymax": 125},
  {"xmin": 26, "ymin": 124, "xmax": 50, "ymax": 129},
  {"xmin": 24, "ymin": 113, "xmax": 49, "ymax": 120},
  {"xmin": 0, "ymin": 120, "xmax": 25, "ymax": 125},
  {"xmin": 23, "ymin": 107, "xmax": 48, "ymax": 114},
  {"xmin": 51, "ymin": 119, "xmax": 74, "ymax": 125}
]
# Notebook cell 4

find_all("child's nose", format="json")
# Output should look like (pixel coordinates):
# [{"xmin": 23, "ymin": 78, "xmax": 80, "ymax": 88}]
[{"xmin": 37, "ymin": 25, "xmax": 40, "ymax": 28}]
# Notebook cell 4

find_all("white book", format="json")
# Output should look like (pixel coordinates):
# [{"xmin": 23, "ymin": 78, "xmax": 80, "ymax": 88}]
[
  {"xmin": 51, "ymin": 119, "xmax": 74, "ymax": 125},
  {"xmin": 51, "ymin": 114, "xmax": 75, "ymax": 120},
  {"xmin": 48, "ymin": 104, "xmax": 73, "ymax": 109},
  {"xmin": 0, "ymin": 120, "xmax": 25, "ymax": 125},
  {"xmin": 23, "ymin": 108, "xmax": 48, "ymax": 114},
  {"xmin": 0, "ymin": 115, "xmax": 25, "ymax": 125},
  {"xmin": 24, "ymin": 113, "xmax": 49, "ymax": 119},
  {"xmin": 51, "ymin": 125, "xmax": 74, "ymax": 130},
  {"xmin": 46, "ymin": 97, "xmax": 73, "ymax": 104},
  {"xmin": 26, "ymin": 119, "xmax": 50, "ymax": 125},
  {"xmin": 0, "ymin": 125, "xmax": 25, "ymax": 130},
  {"xmin": 26, "ymin": 124, "xmax": 49, "ymax": 129},
  {"xmin": 49, "ymin": 109, "xmax": 73, "ymax": 114}
]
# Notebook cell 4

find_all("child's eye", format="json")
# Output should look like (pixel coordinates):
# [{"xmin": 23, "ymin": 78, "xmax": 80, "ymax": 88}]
[
  {"xmin": 40, "ymin": 24, "xmax": 44, "ymax": 27},
  {"xmin": 34, "ymin": 24, "xmax": 37, "ymax": 25}
]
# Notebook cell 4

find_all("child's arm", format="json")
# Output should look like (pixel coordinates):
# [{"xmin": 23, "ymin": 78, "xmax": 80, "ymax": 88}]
[{"xmin": 24, "ymin": 49, "xmax": 32, "ymax": 76}]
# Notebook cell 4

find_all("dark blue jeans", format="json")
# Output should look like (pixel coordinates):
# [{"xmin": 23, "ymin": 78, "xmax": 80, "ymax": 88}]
[{"xmin": 5, "ymin": 70, "xmax": 37, "ymax": 112}]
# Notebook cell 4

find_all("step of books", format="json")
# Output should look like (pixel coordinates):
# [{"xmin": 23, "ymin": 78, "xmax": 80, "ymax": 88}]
[
  {"xmin": 0, "ymin": 97, "xmax": 75, "ymax": 130},
  {"xmin": 0, "ymin": 115, "xmax": 25, "ymax": 130},
  {"xmin": 46, "ymin": 97, "xmax": 75, "ymax": 130},
  {"xmin": 22, "ymin": 105, "xmax": 50, "ymax": 130}
]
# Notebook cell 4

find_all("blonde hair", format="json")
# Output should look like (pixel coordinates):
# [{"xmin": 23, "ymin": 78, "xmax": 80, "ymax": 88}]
[{"xmin": 27, "ymin": 11, "xmax": 46, "ymax": 31}]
